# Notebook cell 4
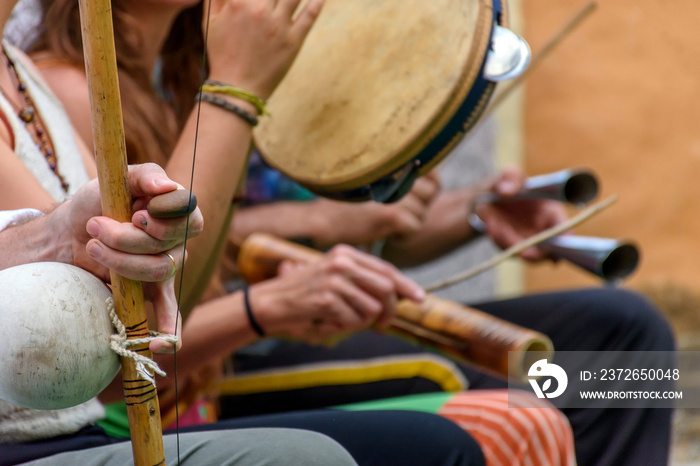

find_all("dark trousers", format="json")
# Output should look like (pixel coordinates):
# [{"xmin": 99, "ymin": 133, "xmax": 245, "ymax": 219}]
[
  {"xmin": 471, "ymin": 288, "xmax": 675, "ymax": 466},
  {"xmin": 0, "ymin": 410, "xmax": 484, "ymax": 466},
  {"xmin": 183, "ymin": 410, "xmax": 485, "ymax": 466},
  {"xmin": 225, "ymin": 288, "xmax": 676, "ymax": 466}
]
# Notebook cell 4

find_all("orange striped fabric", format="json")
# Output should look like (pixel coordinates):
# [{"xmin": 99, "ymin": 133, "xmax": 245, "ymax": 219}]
[{"xmin": 438, "ymin": 390, "xmax": 576, "ymax": 466}]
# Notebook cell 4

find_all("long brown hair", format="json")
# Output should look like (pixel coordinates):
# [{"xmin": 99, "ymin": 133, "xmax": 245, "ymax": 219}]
[{"xmin": 31, "ymin": 0, "xmax": 205, "ymax": 166}]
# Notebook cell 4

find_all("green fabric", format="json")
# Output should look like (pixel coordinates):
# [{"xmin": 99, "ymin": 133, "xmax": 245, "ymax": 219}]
[
  {"xmin": 99, "ymin": 392, "xmax": 456, "ymax": 438},
  {"xmin": 96, "ymin": 402, "xmax": 131, "ymax": 439},
  {"xmin": 335, "ymin": 392, "xmax": 455, "ymax": 414}
]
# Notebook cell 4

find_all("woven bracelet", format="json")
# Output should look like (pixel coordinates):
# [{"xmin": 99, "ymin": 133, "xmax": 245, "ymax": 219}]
[
  {"xmin": 197, "ymin": 92, "xmax": 259, "ymax": 127},
  {"xmin": 203, "ymin": 81, "xmax": 269, "ymax": 116},
  {"xmin": 243, "ymin": 286, "xmax": 266, "ymax": 337}
]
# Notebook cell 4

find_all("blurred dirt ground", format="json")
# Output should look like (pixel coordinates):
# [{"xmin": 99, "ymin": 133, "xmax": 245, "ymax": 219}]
[{"xmin": 639, "ymin": 283, "xmax": 700, "ymax": 464}]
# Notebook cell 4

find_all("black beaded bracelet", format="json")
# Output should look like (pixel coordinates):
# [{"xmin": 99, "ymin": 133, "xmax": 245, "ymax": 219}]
[
  {"xmin": 196, "ymin": 92, "xmax": 259, "ymax": 127},
  {"xmin": 243, "ymin": 286, "xmax": 266, "ymax": 337}
]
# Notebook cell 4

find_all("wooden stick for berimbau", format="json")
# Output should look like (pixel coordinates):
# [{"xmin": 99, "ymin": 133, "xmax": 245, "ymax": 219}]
[
  {"xmin": 425, "ymin": 194, "xmax": 617, "ymax": 293},
  {"xmin": 77, "ymin": 1, "xmax": 165, "ymax": 464}
]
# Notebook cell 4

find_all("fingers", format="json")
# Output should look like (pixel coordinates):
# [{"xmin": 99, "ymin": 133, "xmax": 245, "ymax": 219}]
[
  {"xmin": 387, "ymin": 200, "xmax": 423, "ymax": 235},
  {"xmin": 290, "ymin": 0, "xmax": 324, "ymax": 38},
  {"xmin": 329, "ymin": 246, "xmax": 424, "ymax": 302},
  {"xmin": 127, "ymin": 163, "xmax": 179, "ymax": 198},
  {"xmin": 86, "ymin": 212, "xmax": 197, "ymax": 255},
  {"xmin": 481, "ymin": 206, "xmax": 523, "ymax": 249},
  {"xmin": 323, "ymin": 257, "xmax": 392, "ymax": 325},
  {"xmin": 144, "ymin": 279, "xmax": 183, "ymax": 353},
  {"xmin": 410, "ymin": 173, "xmax": 441, "ymax": 204},
  {"xmin": 86, "ymin": 240, "xmax": 185, "ymax": 282},
  {"xmin": 423, "ymin": 169, "xmax": 442, "ymax": 187},
  {"xmin": 277, "ymin": 0, "xmax": 303, "ymax": 18},
  {"xmin": 318, "ymin": 247, "xmax": 424, "ymax": 331},
  {"xmin": 493, "ymin": 166, "xmax": 526, "ymax": 197},
  {"xmin": 403, "ymin": 179, "xmax": 437, "ymax": 210},
  {"xmin": 133, "ymin": 205, "xmax": 204, "ymax": 242},
  {"xmin": 87, "ymin": 217, "xmax": 179, "ymax": 255},
  {"xmin": 379, "ymin": 175, "xmax": 439, "ymax": 237},
  {"xmin": 206, "ymin": 0, "xmax": 324, "ymax": 100},
  {"xmin": 357, "ymin": 251, "xmax": 425, "ymax": 301},
  {"xmin": 251, "ymin": 245, "xmax": 424, "ymax": 342},
  {"xmin": 312, "ymin": 284, "xmax": 367, "ymax": 329},
  {"xmin": 488, "ymin": 221, "xmax": 546, "ymax": 260},
  {"xmin": 538, "ymin": 201, "xmax": 569, "ymax": 227},
  {"xmin": 478, "ymin": 204, "xmax": 550, "ymax": 261}
]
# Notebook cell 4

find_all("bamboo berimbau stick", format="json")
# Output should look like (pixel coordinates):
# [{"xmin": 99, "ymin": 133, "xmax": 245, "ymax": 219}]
[
  {"xmin": 425, "ymin": 194, "xmax": 618, "ymax": 293},
  {"xmin": 77, "ymin": 1, "xmax": 166, "ymax": 464}
]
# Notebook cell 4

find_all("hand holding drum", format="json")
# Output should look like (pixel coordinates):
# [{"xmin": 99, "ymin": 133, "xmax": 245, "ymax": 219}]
[{"xmin": 254, "ymin": 0, "xmax": 530, "ymax": 202}]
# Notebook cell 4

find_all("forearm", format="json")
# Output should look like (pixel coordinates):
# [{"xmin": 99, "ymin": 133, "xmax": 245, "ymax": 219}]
[
  {"xmin": 232, "ymin": 199, "xmax": 405, "ymax": 251},
  {"xmin": 232, "ymin": 201, "xmax": 331, "ymax": 246},
  {"xmin": 179, "ymin": 204, "xmax": 236, "ymax": 315},
  {"xmin": 154, "ymin": 290, "xmax": 259, "ymax": 389},
  {"xmin": 101, "ymin": 292, "xmax": 250, "ymax": 399},
  {"xmin": 0, "ymin": 203, "xmax": 73, "ymax": 269},
  {"xmin": 381, "ymin": 188, "xmax": 481, "ymax": 267},
  {"xmin": 166, "ymin": 103, "xmax": 254, "ymax": 311}
]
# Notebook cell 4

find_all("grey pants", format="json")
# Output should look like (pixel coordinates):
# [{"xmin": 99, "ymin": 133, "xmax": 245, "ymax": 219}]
[{"xmin": 21, "ymin": 428, "xmax": 357, "ymax": 466}]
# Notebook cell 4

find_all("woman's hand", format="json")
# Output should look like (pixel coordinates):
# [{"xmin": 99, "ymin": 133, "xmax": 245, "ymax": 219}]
[
  {"xmin": 205, "ymin": 0, "xmax": 325, "ymax": 99},
  {"xmin": 247, "ymin": 245, "xmax": 424, "ymax": 344},
  {"xmin": 309, "ymin": 170, "xmax": 441, "ymax": 247},
  {"xmin": 474, "ymin": 166, "xmax": 568, "ymax": 261}
]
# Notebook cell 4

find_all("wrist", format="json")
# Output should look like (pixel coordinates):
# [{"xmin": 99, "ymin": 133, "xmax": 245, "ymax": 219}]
[
  {"xmin": 206, "ymin": 72, "xmax": 270, "ymax": 101},
  {"xmin": 0, "ymin": 208, "xmax": 58, "ymax": 268},
  {"xmin": 198, "ymin": 92, "xmax": 259, "ymax": 127},
  {"xmin": 243, "ymin": 285, "xmax": 266, "ymax": 337},
  {"xmin": 48, "ymin": 201, "xmax": 75, "ymax": 264},
  {"xmin": 206, "ymin": 92, "xmax": 258, "ymax": 116},
  {"xmin": 244, "ymin": 283, "xmax": 280, "ymax": 338},
  {"xmin": 203, "ymin": 80, "xmax": 268, "ymax": 116}
]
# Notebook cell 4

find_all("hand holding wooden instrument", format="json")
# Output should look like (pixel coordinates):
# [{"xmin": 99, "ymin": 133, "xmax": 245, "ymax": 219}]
[{"xmin": 237, "ymin": 233, "xmax": 553, "ymax": 383}]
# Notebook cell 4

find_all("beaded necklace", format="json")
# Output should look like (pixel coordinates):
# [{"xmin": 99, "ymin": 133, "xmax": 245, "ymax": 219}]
[{"xmin": 0, "ymin": 47, "xmax": 69, "ymax": 192}]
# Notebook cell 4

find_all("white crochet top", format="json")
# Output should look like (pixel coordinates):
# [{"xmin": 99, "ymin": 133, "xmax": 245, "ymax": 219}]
[{"xmin": 0, "ymin": 44, "xmax": 103, "ymax": 443}]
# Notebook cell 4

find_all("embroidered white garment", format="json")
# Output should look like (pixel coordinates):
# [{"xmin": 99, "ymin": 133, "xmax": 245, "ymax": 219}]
[{"xmin": 0, "ymin": 42, "xmax": 90, "ymax": 202}]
